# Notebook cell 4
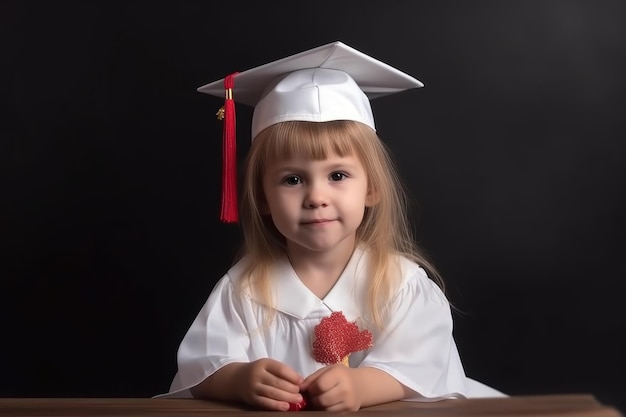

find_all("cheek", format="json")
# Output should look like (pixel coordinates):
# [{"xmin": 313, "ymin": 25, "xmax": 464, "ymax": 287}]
[{"xmin": 263, "ymin": 189, "xmax": 291, "ymax": 218}]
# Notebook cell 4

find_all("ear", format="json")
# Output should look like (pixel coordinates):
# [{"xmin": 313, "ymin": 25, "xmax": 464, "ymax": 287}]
[{"xmin": 365, "ymin": 185, "xmax": 380, "ymax": 207}]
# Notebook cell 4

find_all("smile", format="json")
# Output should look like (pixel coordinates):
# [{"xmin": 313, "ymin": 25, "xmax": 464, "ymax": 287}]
[{"xmin": 301, "ymin": 219, "xmax": 335, "ymax": 225}]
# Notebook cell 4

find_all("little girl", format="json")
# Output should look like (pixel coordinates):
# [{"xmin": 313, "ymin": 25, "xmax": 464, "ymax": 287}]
[{"xmin": 156, "ymin": 41, "xmax": 504, "ymax": 411}]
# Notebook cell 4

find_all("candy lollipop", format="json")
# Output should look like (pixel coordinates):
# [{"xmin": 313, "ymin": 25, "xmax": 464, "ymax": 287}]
[
  {"xmin": 312, "ymin": 311, "xmax": 373, "ymax": 366},
  {"xmin": 287, "ymin": 311, "xmax": 373, "ymax": 411}
]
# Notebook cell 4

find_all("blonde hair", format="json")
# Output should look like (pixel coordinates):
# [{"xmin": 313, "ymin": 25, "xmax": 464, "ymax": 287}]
[{"xmin": 236, "ymin": 120, "xmax": 443, "ymax": 329}]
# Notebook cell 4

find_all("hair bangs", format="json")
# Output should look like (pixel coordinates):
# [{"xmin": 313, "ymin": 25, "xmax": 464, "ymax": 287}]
[{"xmin": 260, "ymin": 121, "xmax": 359, "ymax": 163}]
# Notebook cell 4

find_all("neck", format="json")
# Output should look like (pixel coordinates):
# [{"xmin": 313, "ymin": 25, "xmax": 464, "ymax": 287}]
[{"xmin": 286, "ymin": 238, "xmax": 357, "ymax": 299}]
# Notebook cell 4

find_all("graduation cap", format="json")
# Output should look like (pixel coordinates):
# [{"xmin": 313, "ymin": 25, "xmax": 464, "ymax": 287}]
[{"xmin": 197, "ymin": 41, "xmax": 424, "ymax": 223}]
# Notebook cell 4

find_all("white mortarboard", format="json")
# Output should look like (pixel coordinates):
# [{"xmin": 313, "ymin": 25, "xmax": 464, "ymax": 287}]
[{"xmin": 197, "ymin": 41, "xmax": 424, "ymax": 223}]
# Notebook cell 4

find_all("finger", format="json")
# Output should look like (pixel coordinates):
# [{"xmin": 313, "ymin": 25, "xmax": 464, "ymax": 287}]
[
  {"xmin": 256, "ymin": 383, "xmax": 304, "ymax": 405},
  {"xmin": 314, "ymin": 387, "xmax": 357, "ymax": 412},
  {"xmin": 252, "ymin": 395, "xmax": 293, "ymax": 412},
  {"xmin": 265, "ymin": 360, "xmax": 304, "ymax": 385},
  {"xmin": 261, "ymin": 372, "xmax": 302, "ymax": 395},
  {"xmin": 301, "ymin": 366, "xmax": 340, "ymax": 395},
  {"xmin": 326, "ymin": 401, "xmax": 357, "ymax": 412},
  {"xmin": 300, "ymin": 366, "xmax": 331, "ymax": 393}
]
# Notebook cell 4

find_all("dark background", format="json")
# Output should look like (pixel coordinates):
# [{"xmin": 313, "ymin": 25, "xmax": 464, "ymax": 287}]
[{"xmin": 2, "ymin": 0, "xmax": 625, "ymax": 413}]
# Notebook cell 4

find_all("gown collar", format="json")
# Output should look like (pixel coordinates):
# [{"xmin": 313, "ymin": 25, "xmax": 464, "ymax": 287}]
[{"xmin": 265, "ymin": 246, "xmax": 369, "ymax": 320}]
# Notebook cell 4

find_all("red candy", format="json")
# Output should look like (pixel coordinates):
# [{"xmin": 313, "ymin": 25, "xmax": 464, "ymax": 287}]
[
  {"xmin": 312, "ymin": 311, "xmax": 373, "ymax": 365},
  {"xmin": 288, "ymin": 398, "xmax": 307, "ymax": 411}
]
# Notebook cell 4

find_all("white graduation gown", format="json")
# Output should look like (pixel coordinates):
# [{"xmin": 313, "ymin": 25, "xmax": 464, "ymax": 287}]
[{"xmin": 156, "ymin": 247, "xmax": 505, "ymax": 400}]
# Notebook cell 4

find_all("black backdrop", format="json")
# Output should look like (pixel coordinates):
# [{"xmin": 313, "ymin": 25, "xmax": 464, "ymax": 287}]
[{"xmin": 2, "ymin": 0, "xmax": 625, "ymax": 413}]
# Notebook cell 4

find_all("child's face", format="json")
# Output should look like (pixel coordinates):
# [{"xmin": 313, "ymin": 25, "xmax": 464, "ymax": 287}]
[{"xmin": 262, "ymin": 151, "xmax": 375, "ymax": 255}]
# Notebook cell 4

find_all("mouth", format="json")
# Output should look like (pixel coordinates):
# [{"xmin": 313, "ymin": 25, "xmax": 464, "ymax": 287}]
[{"xmin": 301, "ymin": 219, "xmax": 335, "ymax": 225}]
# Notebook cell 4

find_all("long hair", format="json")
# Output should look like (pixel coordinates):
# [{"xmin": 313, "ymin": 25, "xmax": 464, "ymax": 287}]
[{"xmin": 236, "ymin": 120, "xmax": 443, "ymax": 328}]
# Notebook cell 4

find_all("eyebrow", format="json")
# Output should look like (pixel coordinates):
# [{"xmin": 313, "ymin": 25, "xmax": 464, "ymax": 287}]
[
  {"xmin": 272, "ymin": 159, "xmax": 360, "ymax": 171},
  {"xmin": 268, "ymin": 162, "xmax": 359, "ymax": 177}
]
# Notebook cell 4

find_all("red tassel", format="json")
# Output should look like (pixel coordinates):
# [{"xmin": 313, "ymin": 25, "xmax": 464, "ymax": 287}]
[{"xmin": 220, "ymin": 72, "xmax": 239, "ymax": 223}]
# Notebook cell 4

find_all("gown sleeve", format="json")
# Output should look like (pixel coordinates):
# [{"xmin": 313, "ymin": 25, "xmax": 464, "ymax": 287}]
[
  {"xmin": 156, "ymin": 272, "xmax": 252, "ymax": 398},
  {"xmin": 358, "ymin": 263, "xmax": 506, "ymax": 400}
]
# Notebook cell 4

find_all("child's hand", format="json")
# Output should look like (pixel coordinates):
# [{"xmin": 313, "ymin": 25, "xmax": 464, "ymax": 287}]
[
  {"xmin": 300, "ymin": 364, "xmax": 362, "ymax": 412},
  {"xmin": 236, "ymin": 358, "xmax": 304, "ymax": 411}
]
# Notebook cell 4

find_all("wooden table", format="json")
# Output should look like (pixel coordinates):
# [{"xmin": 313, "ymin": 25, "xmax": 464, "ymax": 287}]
[{"xmin": 0, "ymin": 395, "xmax": 622, "ymax": 416}]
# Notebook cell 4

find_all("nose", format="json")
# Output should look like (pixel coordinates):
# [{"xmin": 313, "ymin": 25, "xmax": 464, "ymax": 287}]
[{"xmin": 303, "ymin": 181, "xmax": 329, "ymax": 208}]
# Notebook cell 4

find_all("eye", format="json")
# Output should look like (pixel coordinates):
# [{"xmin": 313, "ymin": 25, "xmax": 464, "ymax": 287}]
[
  {"xmin": 329, "ymin": 172, "xmax": 348, "ymax": 182},
  {"xmin": 283, "ymin": 175, "xmax": 302, "ymax": 185}
]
